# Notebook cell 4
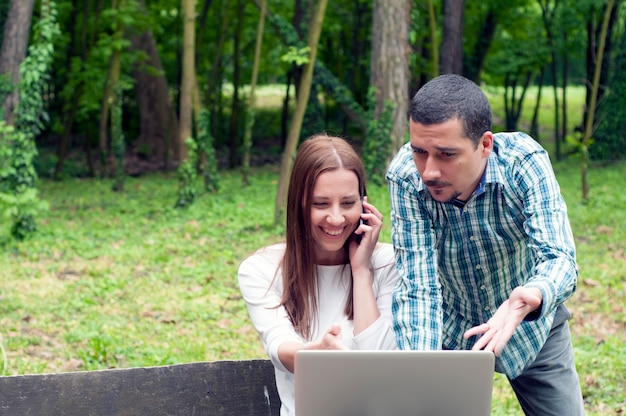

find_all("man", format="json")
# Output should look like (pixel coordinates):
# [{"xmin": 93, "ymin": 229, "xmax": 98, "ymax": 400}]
[{"xmin": 386, "ymin": 74, "xmax": 585, "ymax": 415}]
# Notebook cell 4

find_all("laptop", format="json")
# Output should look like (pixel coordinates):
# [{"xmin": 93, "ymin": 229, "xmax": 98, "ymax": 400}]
[{"xmin": 295, "ymin": 350, "xmax": 495, "ymax": 416}]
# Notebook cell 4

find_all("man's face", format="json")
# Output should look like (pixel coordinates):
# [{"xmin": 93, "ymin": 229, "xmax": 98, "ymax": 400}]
[{"xmin": 409, "ymin": 118, "xmax": 492, "ymax": 203}]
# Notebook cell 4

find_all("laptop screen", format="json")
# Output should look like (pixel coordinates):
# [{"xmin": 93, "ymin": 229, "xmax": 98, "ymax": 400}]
[{"xmin": 295, "ymin": 350, "xmax": 495, "ymax": 416}]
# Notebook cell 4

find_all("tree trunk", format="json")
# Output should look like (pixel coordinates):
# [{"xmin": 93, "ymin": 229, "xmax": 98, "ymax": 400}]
[
  {"xmin": 53, "ymin": 0, "xmax": 81, "ymax": 179},
  {"xmin": 131, "ymin": 0, "xmax": 179, "ymax": 170},
  {"xmin": 228, "ymin": 0, "xmax": 244, "ymax": 168},
  {"xmin": 440, "ymin": 0, "xmax": 464, "ymax": 75},
  {"xmin": 98, "ymin": 0, "xmax": 125, "ymax": 178},
  {"xmin": 370, "ymin": 0, "xmax": 411, "ymax": 152},
  {"xmin": 530, "ymin": 66, "xmax": 545, "ymax": 141},
  {"xmin": 242, "ymin": 0, "xmax": 267, "ymax": 186},
  {"xmin": 179, "ymin": 0, "xmax": 196, "ymax": 164},
  {"xmin": 538, "ymin": 0, "xmax": 561, "ymax": 159},
  {"xmin": 581, "ymin": 0, "xmax": 615, "ymax": 200},
  {"xmin": 427, "ymin": 0, "xmax": 439, "ymax": 79},
  {"xmin": 0, "ymin": 0, "xmax": 35, "ymax": 126},
  {"xmin": 463, "ymin": 9, "xmax": 496, "ymax": 83},
  {"xmin": 274, "ymin": 0, "xmax": 329, "ymax": 224},
  {"xmin": 252, "ymin": 0, "xmax": 367, "ymax": 131}
]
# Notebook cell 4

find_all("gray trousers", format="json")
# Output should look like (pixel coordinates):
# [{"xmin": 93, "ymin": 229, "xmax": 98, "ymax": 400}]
[{"xmin": 508, "ymin": 305, "xmax": 586, "ymax": 415}]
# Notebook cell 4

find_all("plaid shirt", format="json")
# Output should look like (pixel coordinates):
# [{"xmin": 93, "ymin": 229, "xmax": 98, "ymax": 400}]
[{"xmin": 386, "ymin": 132, "xmax": 578, "ymax": 378}]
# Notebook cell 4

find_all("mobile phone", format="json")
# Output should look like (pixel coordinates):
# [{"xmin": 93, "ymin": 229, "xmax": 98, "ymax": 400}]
[{"xmin": 354, "ymin": 201, "xmax": 367, "ymax": 244}]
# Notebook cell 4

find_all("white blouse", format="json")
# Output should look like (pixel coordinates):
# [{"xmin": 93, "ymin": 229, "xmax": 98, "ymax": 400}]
[{"xmin": 238, "ymin": 243, "xmax": 400, "ymax": 416}]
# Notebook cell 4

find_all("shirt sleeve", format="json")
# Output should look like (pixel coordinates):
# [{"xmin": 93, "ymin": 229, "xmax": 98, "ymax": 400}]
[
  {"xmin": 238, "ymin": 249, "xmax": 303, "ymax": 373},
  {"xmin": 386, "ymin": 149, "xmax": 443, "ymax": 351},
  {"xmin": 512, "ymin": 147, "xmax": 578, "ymax": 318}
]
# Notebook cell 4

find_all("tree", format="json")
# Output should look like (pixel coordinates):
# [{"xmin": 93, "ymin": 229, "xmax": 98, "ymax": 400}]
[
  {"xmin": 370, "ymin": 0, "xmax": 410, "ymax": 152},
  {"xmin": 179, "ymin": 0, "xmax": 195, "ymax": 164},
  {"xmin": 581, "ymin": 0, "xmax": 615, "ymax": 200},
  {"xmin": 538, "ymin": 0, "xmax": 563, "ymax": 159},
  {"xmin": 0, "ymin": 0, "xmax": 35, "ymax": 125},
  {"xmin": 1, "ymin": 0, "xmax": 58, "ymax": 239},
  {"xmin": 176, "ymin": 0, "xmax": 197, "ymax": 207},
  {"xmin": 274, "ymin": 0, "xmax": 328, "ymax": 224},
  {"xmin": 441, "ymin": 0, "xmax": 465, "ymax": 74},
  {"xmin": 241, "ymin": 0, "xmax": 267, "ymax": 186},
  {"xmin": 131, "ymin": 0, "xmax": 179, "ymax": 170},
  {"xmin": 591, "ymin": 14, "xmax": 626, "ymax": 162},
  {"xmin": 98, "ymin": 0, "xmax": 128, "ymax": 182}
]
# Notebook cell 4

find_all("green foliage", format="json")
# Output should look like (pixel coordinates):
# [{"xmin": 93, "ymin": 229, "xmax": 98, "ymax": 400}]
[
  {"xmin": 15, "ymin": 1, "xmax": 60, "ymax": 138},
  {"xmin": 1, "ymin": 1, "xmax": 59, "ymax": 239},
  {"xmin": 280, "ymin": 46, "xmax": 311, "ymax": 66},
  {"xmin": 0, "ymin": 122, "xmax": 49, "ymax": 240},
  {"xmin": 363, "ymin": 88, "xmax": 394, "ymax": 186},
  {"xmin": 175, "ymin": 138, "xmax": 198, "ymax": 208},
  {"xmin": 197, "ymin": 108, "xmax": 219, "ymax": 192}
]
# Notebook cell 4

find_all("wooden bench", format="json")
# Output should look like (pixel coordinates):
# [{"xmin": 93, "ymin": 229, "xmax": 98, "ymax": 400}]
[{"xmin": 0, "ymin": 359, "xmax": 281, "ymax": 415}]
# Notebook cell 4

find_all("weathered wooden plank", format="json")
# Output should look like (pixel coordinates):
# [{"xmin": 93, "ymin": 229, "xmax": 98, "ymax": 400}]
[{"xmin": 0, "ymin": 359, "xmax": 281, "ymax": 416}]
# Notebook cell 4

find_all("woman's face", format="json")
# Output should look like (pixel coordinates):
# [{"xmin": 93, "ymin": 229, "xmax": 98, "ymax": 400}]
[{"xmin": 309, "ymin": 168, "xmax": 362, "ymax": 265}]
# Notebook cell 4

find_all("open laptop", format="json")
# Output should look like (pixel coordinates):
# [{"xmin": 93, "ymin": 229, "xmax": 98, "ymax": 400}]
[{"xmin": 295, "ymin": 350, "xmax": 495, "ymax": 416}]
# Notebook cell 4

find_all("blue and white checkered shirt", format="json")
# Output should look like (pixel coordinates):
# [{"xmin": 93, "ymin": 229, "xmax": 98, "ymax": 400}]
[{"xmin": 386, "ymin": 132, "xmax": 578, "ymax": 378}]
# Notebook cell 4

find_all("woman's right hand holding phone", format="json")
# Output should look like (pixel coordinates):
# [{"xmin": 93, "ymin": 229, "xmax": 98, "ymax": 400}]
[{"xmin": 349, "ymin": 197, "xmax": 384, "ymax": 274}]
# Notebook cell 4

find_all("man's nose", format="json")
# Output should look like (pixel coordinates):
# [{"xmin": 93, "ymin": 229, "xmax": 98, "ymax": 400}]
[{"xmin": 421, "ymin": 157, "xmax": 441, "ymax": 180}]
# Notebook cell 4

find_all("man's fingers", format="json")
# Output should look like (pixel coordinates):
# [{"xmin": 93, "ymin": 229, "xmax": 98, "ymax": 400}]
[{"xmin": 464, "ymin": 323, "xmax": 490, "ymax": 339}]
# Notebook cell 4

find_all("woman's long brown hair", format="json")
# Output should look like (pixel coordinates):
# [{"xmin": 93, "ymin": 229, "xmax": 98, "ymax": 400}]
[{"xmin": 279, "ymin": 134, "xmax": 367, "ymax": 340}]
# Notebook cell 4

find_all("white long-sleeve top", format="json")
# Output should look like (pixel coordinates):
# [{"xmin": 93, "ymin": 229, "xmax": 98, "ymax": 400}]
[{"xmin": 238, "ymin": 242, "xmax": 400, "ymax": 416}]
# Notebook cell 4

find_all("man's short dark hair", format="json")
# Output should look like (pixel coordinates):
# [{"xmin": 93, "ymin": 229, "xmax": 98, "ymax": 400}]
[{"xmin": 409, "ymin": 74, "xmax": 492, "ymax": 147}]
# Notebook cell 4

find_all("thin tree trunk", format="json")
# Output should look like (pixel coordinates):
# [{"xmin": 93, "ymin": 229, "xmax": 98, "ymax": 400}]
[
  {"xmin": 242, "ymin": 0, "xmax": 267, "ymax": 186},
  {"xmin": 427, "ymin": 0, "xmax": 439, "ymax": 79},
  {"xmin": 538, "ymin": 0, "xmax": 561, "ymax": 159},
  {"xmin": 274, "ymin": 0, "xmax": 329, "ymax": 224},
  {"xmin": 530, "ymin": 67, "xmax": 545, "ymax": 141},
  {"xmin": 582, "ymin": 0, "xmax": 615, "ymax": 200},
  {"xmin": 0, "ymin": 0, "xmax": 36, "ymax": 126},
  {"xmin": 179, "ymin": 0, "xmax": 196, "ymax": 164},
  {"xmin": 228, "ymin": 0, "xmax": 244, "ymax": 168},
  {"xmin": 54, "ymin": 0, "xmax": 81, "ymax": 179},
  {"xmin": 98, "ymin": 0, "xmax": 125, "ymax": 178},
  {"xmin": 561, "ymin": 39, "xmax": 568, "ymax": 143}
]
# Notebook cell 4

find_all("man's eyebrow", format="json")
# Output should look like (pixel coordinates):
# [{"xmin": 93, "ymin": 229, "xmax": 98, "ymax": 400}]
[{"xmin": 410, "ymin": 144, "xmax": 460, "ymax": 152}]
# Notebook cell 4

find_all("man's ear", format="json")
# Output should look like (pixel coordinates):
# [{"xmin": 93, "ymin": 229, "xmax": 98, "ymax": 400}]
[{"xmin": 480, "ymin": 131, "xmax": 494, "ymax": 158}]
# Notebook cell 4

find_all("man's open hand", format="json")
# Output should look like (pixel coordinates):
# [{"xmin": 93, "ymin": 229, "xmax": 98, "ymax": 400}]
[{"xmin": 463, "ymin": 286, "xmax": 542, "ymax": 356}]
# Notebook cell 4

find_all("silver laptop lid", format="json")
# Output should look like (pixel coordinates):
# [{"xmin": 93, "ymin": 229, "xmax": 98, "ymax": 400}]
[{"xmin": 295, "ymin": 350, "xmax": 494, "ymax": 416}]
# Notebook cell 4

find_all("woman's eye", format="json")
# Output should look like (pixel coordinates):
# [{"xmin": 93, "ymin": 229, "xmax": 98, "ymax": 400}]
[{"xmin": 342, "ymin": 201, "xmax": 357, "ymax": 207}]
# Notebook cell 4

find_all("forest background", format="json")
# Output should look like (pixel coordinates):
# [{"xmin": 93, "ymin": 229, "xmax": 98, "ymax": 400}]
[{"xmin": 1, "ymin": 0, "xmax": 625, "ymax": 415}]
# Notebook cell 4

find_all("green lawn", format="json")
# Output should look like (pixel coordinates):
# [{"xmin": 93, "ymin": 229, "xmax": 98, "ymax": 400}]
[{"xmin": 1, "ymin": 157, "xmax": 624, "ymax": 415}]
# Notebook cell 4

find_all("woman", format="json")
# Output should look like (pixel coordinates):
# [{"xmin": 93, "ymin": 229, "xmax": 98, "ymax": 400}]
[{"xmin": 238, "ymin": 135, "xmax": 399, "ymax": 416}]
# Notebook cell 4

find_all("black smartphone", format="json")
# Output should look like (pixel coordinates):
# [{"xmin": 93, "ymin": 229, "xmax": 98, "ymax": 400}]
[{"xmin": 354, "ymin": 201, "xmax": 367, "ymax": 244}]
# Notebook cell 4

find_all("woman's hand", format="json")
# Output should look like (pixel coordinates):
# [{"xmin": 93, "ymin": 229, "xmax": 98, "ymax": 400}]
[
  {"xmin": 307, "ymin": 324, "xmax": 349, "ymax": 351},
  {"xmin": 349, "ymin": 197, "xmax": 384, "ymax": 275}
]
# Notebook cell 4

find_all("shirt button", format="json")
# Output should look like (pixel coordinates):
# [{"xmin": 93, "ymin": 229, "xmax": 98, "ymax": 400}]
[
  {"xmin": 484, "ymin": 306, "xmax": 490, "ymax": 311},
  {"xmin": 475, "ymin": 264, "xmax": 481, "ymax": 270},
  {"xmin": 480, "ymin": 285, "xmax": 486, "ymax": 290},
  {"xmin": 469, "ymin": 236, "xmax": 475, "ymax": 241}
]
